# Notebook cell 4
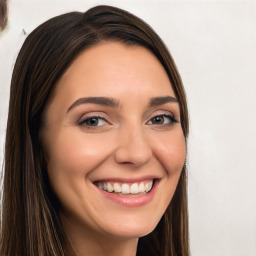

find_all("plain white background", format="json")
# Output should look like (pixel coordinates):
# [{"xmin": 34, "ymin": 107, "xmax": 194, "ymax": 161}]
[{"xmin": 0, "ymin": 0, "xmax": 255, "ymax": 255}]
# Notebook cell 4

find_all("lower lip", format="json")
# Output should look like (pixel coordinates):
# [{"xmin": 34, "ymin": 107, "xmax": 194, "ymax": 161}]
[{"xmin": 94, "ymin": 181, "xmax": 158, "ymax": 207}]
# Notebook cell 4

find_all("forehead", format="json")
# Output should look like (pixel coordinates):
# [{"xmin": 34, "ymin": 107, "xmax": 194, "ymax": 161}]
[{"xmin": 53, "ymin": 42, "xmax": 176, "ymax": 105}]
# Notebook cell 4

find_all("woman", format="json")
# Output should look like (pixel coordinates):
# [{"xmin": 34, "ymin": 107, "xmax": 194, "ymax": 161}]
[{"xmin": 0, "ymin": 5, "xmax": 189, "ymax": 256}]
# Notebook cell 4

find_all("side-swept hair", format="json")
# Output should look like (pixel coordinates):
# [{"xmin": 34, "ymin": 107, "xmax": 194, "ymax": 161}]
[{"xmin": 1, "ymin": 5, "xmax": 189, "ymax": 256}]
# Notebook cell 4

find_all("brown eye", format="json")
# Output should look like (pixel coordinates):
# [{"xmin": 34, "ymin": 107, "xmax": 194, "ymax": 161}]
[
  {"xmin": 85, "ymin": 117, "xmax": 99, "ymax": 126},
  {"xmin": 148, "ymin": 115, "xmax": 177, "ymax": 125},
  {"xmin": 152, "ymin": 116, "xmax": 164, "ymax": 124},
  {"xmin": 78, "ymin": 116, "xmax": 107, "ymax": 127}
]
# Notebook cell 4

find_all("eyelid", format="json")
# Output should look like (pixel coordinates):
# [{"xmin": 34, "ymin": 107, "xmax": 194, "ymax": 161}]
[
  {"xmin": 148, "ymin": 109, "xmax": 178, "ymax": 120},
  {"xmin": 145, "ymin": 109, "xmax": 179, "ymax": 126},
  {"xmin": 77, "ymin": 112, "xmax": 111, "ymax": 126},
  {"xmin": 147, "ymin": 115, "xmax": 177, "ymax": 124},
  {"xmin": 78, "ymin": 116, "xmax": 107, "ymax": 126},
  {"xmin": 76, "ymin": 110, "xmax": 179, "ymax": 128}
]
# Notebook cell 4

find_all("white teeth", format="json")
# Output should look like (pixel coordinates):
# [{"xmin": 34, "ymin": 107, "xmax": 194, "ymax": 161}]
[
  {"xmin": 121, "ymin": 184, "xmax": 130, "ymax": 194},
  {"xmin": 138, "ymin": 183, "xmax": 145, "ymax": 192},
  {"xmin": 107, "ymin": 183, "xmax": 114, "ymax": 193},
  {"xmin": 130, "ymin": 183, "xmax": 139, "ymax": 194},
  {"xmin": 96, "ymin": 180, "xmax": 154, "ymax": 195},
  {"xmin": 145, "ymin": 180, "xmax": 153, "ymax": 192},
  {"xmin": 98, "ymin": 183, "xmax": 103, "ymax": 189},
  {"xmin": 113, "ymin": 183, "xmax": 122, "ymax": 193}
]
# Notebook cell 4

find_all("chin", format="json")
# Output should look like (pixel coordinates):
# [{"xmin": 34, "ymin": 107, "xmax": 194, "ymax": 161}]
[{"xmin": 97, "ymin": 212, "xmax": 161, "ymax": 239}]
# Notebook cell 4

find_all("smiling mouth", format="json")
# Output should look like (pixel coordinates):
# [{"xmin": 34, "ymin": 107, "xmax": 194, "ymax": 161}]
[{"xmin": 94, "ymin": 179, "xmax": 155, "ymax": 196}]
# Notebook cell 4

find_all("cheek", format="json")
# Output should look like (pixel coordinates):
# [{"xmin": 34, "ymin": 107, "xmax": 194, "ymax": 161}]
[
  {"xmin": 150, "ymin": 129, "xmax": 186, "ymax": 212},
  {"xmin": 46, "ymin": 130, "xmax": 111, "ymax": 174},
  {"xmin": 152, "ymin": 129, "xmax": 186, "ymax": 175},
  {"xmin": 44, "ymin": 129, "xmax": 115, "ymax": 201}
]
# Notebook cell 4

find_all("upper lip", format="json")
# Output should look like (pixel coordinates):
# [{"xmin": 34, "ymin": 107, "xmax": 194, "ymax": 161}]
[{"xmin": 93, "ymin": 176, "xmax": 160, "ymax": 184}]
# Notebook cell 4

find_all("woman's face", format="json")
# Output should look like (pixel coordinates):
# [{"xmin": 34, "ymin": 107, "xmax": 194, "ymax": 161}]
[{"xmin": 41, "ymin": 42, "xmax": 186, "ymax": 240}]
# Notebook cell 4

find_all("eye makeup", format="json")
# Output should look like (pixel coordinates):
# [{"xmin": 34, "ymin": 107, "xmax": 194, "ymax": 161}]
[{"xmin": 147, "ymin": 114, "xmax": 178, "ymax": 126}]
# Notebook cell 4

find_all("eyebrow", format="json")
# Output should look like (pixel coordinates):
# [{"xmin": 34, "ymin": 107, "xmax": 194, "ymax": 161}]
[
  {"xmin": 67, "ymin": 97, "xmax": 120, "ymax": 112},
  {"xmin": 148, "ymin": 96, "xmax": 178, "ymax": 106},
  {"xmin": 67, "ymin": 95, "xmax": 178, "ymax": 112}
]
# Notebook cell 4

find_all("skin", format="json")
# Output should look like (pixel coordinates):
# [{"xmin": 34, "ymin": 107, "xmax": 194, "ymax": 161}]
[{"xmin": 41, "ymin": 42, "xmax": 186, "ymax": 256}]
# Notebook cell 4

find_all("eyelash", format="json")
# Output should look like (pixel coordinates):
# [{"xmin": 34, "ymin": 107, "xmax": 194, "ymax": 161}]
[
  {"xmin": 78, "ymin": 114, "xmax": 178, "ymax": 129},
  {"xmin": 77, "ymin": 116, "xmax": 108, "ymax": 128},
  {"xmin": 147, "ymin": 114, "xmax": 178, "ymax": 126}
]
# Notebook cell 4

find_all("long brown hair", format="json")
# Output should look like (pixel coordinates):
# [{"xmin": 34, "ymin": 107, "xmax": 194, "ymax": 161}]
[
  {"xmin": 0, "ymin": 0, "xmax": 8, "ymax": 31},
  {"xmin": 1, "ymin": 5, "xmax": 189, "ymax": 256}
]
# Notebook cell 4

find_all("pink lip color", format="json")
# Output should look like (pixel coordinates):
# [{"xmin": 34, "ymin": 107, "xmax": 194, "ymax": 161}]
[{"xmin": 95, "ymin": 180, "xmax": 158, "ymax": 207}]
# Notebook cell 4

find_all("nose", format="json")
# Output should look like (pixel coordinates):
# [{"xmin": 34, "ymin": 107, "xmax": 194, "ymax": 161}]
[{"xmin": 114, "ymin": 124, "xmax": 152, "ymax": 167}]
